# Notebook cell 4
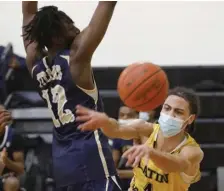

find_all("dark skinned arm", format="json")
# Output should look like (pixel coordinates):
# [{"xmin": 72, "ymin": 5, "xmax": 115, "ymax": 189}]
[
  {"xmin": 70, "ymin": 1, "xmax": 117, "ymax": 89},
  {"xmin": 22, "ymin": 1, "xmax": 38, "ymax": 50},
  {"xmin": 22, "ymin": 1, "xmax": 39, "ymax": 73}
]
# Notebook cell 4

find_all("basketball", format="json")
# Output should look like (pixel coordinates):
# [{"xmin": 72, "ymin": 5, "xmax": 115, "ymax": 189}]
[{"xmin": 117, "ymin": 62, "xmax": 169, "ymax": 111}]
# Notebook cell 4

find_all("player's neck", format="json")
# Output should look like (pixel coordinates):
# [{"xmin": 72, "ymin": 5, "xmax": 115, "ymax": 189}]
[
  {"xmin": 48, "ymin": 45, "xmax": 66, "ymax": 57},
  {"xmin": 157, "ymin": 130, "xmax": 186, "ymax": 153}
]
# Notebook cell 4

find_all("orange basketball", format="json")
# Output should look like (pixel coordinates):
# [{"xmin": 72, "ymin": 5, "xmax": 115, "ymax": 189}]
[{"xmin": 117, "ymin": 62, "xmax": 169, "ymax": 111}]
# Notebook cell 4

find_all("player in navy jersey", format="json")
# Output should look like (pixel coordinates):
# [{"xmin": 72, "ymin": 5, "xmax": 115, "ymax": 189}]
[{"xmin": 21, "ymin": 1, "xmax": 120, "ymax": 191}]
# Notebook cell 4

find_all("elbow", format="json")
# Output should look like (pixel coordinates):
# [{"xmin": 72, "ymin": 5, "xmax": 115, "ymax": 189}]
[
  {"xmin": 158, "ymin": 159, "xmax": 190, "ymax": 174},
  {"xmin": 168, "ymin": 161, "xmax": 190, "ymax": 174}
]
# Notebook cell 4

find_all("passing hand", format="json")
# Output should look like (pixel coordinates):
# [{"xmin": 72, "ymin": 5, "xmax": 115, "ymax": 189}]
[
  {"xmin": 76, "ymin": 105, "xmax": 109, "ymax": 131},
  {"xmin": 122, "ymin": 144, "xmax": 152, "ymax": 167}
]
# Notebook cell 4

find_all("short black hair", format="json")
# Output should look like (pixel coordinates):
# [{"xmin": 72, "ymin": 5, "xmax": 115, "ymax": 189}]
[
  {"xmin": 23, "ymin": 6, "xmax": 74, "ymax": 50},
  {"xmin": 168, "ymin": 87, "xmax": 200, "ymax": 134}
]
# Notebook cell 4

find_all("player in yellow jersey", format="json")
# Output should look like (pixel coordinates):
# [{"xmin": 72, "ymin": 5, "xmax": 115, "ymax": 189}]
[{"xmin": 75, "ymin": 87, "xmax": 204, "ymax": 191}]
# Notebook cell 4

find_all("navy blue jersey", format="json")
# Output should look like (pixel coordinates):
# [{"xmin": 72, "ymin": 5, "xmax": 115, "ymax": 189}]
[{"xmin": 32, "ymin": 50, "xmax": 117, "ymax": 187}]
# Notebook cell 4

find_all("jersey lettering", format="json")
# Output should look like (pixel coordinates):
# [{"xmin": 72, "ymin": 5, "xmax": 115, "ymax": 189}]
[
  {"xmin": 36, "ymin": 65, "xmax": 62, "ymax": 88},
  {"xmin": 36, "ymin": 60, "xmax": 75, "ymax": 128},
  {"xmin": 138, "ymin": 162, "xmax": 169, "ymax": 183}
]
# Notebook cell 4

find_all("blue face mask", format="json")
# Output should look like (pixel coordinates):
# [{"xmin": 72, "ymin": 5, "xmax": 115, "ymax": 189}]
[
  {"xmin": 139, "ymin": 112, "xmax": 150, "ymax": 121},
  {"xmin": 158, "ymin": 113, "xmax": 189, "ymax": 138},
  {"xmin": 118, "ymin": 119, "xmax": 138, "ymax": 126}
]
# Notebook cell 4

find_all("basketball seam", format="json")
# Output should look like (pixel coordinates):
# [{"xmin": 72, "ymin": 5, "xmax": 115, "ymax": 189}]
[
  {"xmin": 133, "ymin": 80, "xmax": 167, "ymax": 109},
  {"xmin": 121, "ymin": 64, "xmax": 143, "ymax": 81},
  {"xmin": 117, "ymin": 64, "xmax": 144, "ymax": 92},
  {"xmin": 124, "ymin": 69, "xmax": 162, "ymax": 101}
]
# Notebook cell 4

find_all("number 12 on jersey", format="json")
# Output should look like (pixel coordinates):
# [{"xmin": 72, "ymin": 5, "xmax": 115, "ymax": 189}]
[{"xmin": 42, "ymin": 84, "xmax": 75, "ymax": 128}]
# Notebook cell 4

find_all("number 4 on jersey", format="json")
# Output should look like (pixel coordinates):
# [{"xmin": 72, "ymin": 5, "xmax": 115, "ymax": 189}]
[{"xmin": 144, "ymin": 183, "xmax": 153, "ymax": 191}]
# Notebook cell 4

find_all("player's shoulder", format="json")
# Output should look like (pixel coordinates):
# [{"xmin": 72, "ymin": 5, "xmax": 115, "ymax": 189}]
[{"xmin": 181, "ymin": 143, "xmax": 204, "ymax": 163}]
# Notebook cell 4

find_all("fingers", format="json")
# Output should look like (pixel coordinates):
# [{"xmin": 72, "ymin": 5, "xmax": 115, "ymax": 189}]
[
  {"xmin": 0, "ymin": 116, "xmax": 12, "ymax": 125},
  {"xmin": 0, "ymin": 105, "xmax": 5, "ymax": 111},
  {"xmin": 0, "ymin": 111, "xmax": 12, "ymax": 129},
  {"xmin": 0, "ymin": 111, "xmax": 11, "ymax": 117},
  {"xmin": 77, "ymin": 121, "xmax": 96, "ymax": 131},
  {"xmin": 0, "ymin": 115, "xmax": 12, "ymax": 123},
  {"xmin": 76, "ymin": 105, "xmax": 97, "ymax": 132},
  {"xmin": 132, "ymin": 155, "xmax": 142, "ymax": 167},
  {"xmin": 122, "ymin": 147, "xmax": 136, "ymax": 158},
  {"xmin": 122, "ymin": 146, "xmax": 140, "ymax": 167},
  {"xmin": 0, "ymin": 110, "xmax": 12, "ymax": 120},
  {"xmin": 76, "ymin": 105, "xmax": 91, "ymax": 115},
  {"xmin": 126, "ymin": 148, "xmax": 142, "ymax": 167},
  {"xmin": 2, "ymin": 148, "xmax": 6, "ymax": 153},
  {"xmin": 76, "ymin": 105, "xmax": 93, "ymax": 122},
  {"xmin": 145, "ymin": 153, "xmax": 150, "ymax": 165},
  {"xmin": 76, "ymin": 116, "xmax": 91, "ymax": 122},
  {"xmin": 2, "ymin": 148, "xmax": 7, "ymax": 159},
  {"xmin": 123, "ymin": 145, "xmax": 151, "ymax": 168}
]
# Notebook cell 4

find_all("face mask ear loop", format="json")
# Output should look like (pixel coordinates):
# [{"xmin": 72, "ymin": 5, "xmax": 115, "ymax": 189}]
[{"xmin": 181, "ymin": 115, "xmax": 192, "ymax": 131}]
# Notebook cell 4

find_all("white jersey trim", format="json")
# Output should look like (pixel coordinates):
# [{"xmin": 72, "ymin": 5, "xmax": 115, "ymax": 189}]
[{"xmin": 94, "ymin": 130, "xmax": 110, "ymax": 177}]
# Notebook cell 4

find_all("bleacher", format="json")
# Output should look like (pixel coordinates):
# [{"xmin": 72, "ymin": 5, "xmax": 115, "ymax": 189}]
[{"xmin": 4, "ymin": 65, "xmax": 224, "ymax": 191}]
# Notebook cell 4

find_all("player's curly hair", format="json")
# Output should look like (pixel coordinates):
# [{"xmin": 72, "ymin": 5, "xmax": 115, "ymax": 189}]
[
  {"xmin": 168, "ymin": 87, "xmax": 200, "ymax": 135},
  {"xmin": 23, "ymin": 6, "xmax": 74, "ymax": 50}
]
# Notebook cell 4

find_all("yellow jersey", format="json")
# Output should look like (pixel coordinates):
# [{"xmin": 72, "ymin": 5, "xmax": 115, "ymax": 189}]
[{"xmin": 130, "ymin": 124, "xmax": 201, "ymax": 191}]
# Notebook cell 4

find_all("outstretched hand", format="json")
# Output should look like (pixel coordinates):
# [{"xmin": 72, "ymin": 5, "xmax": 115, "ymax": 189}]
[
  {"xmin": 76, "ymin": 105, "xmax": 109, "ymax": 131},
  {"xmin": 122, "ymin": 144, "xmax": 152, "ymax": 167}
]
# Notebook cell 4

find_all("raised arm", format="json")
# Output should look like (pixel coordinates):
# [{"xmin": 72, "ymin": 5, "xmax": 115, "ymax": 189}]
[
  {"xmin": 76, "ymin": 105, "xmax": 154, "ymax": 139},
  {"xmin": 70, "ymin": 2, "xmax": 117, "ymax": 89},
  {"xmin": 74, "ymin": 1, "xmax": 117, "ymax": 60},
  {"xmin": 22, "ymin": 1, "xmax": 38, "ymax": 51},
  {"xmin": 22, "ymin": 1, "xmax": 38, "ymax": 72}
]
